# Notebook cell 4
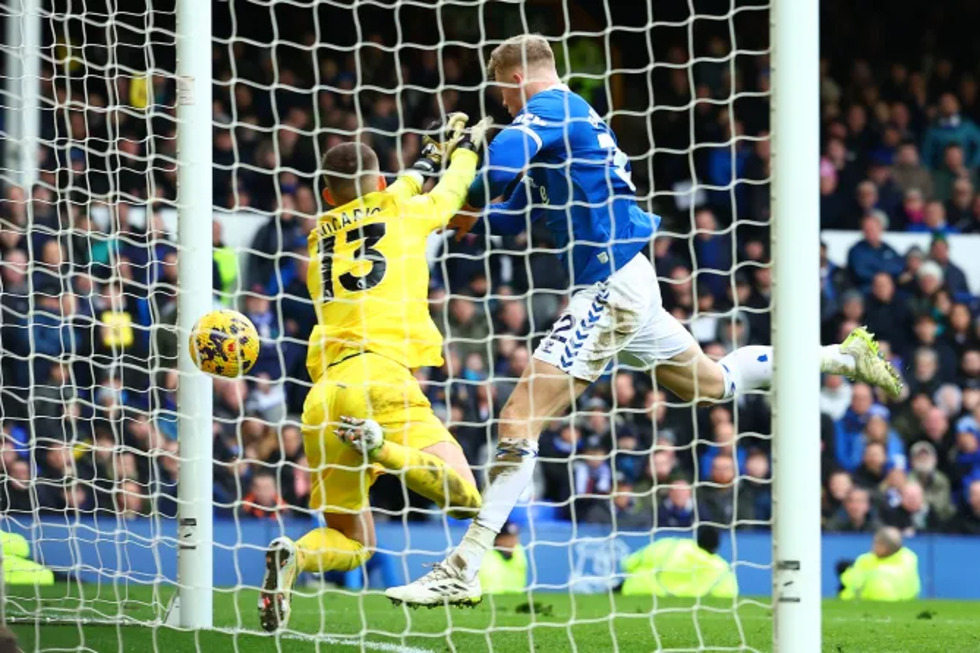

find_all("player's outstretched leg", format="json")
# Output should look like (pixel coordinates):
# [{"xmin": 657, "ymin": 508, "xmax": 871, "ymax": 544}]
[
  {"xmin": 660, "ymin": 325, "xmax": 902, "ymax": 403},
  {"xmin": 335, "ymin": 416, "xmax": 482, "ymax": 519},
  {"xmin": 258, "ymin": 517, "xmax": 374, "ymax": 631},
  {"xmin": 258, "ymin": 537, "xmax": 299, "ymax": 632}
]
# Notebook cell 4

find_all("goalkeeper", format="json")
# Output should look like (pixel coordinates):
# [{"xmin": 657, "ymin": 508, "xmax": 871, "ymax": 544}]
[
  {"xmin": 258, "ymin": 114, "xmax": 492, "ymax": 632},
  {"xmin": 385, "ymin": 34, "xmax": 903, "ymax": 607}
]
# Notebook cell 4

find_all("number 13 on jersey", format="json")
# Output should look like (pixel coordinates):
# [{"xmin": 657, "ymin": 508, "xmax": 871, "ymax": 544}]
[{"xmin": 320, "ymin": 223, "xmax": 389, "ymax": 299}]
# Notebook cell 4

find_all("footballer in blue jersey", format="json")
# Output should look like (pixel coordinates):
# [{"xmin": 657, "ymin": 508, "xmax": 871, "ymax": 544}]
[{"xmin": 384, "ymin": 34, "xmax": 902, "ymax": 608}]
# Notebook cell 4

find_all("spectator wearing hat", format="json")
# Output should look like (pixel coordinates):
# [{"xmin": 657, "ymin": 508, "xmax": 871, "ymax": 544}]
[
  {"xmin": 478, "ymin": 521, "xmax": 528, "ymax": 595},
  {"xmin": 847, "ymin": 214, "xmax": 904, "ymax": 292},
  {"xmin": 908, "ymin": 440, "xmax": 955, "ymax": 520},
  {"xmin": 944, "ymin": 478, "xmax": 980, "ymax": 535},
  {"xmin": 839, "ymin": 526, "xmax": 921, "ymax": 601},
  {"xmin": 826, "ymin": 487, "xmax": 878, "ymax": 533}
]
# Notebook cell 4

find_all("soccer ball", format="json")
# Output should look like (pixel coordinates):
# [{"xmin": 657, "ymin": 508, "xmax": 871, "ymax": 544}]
[{"xmin": 189, "ymin": 309, "xmax": 260, "ymax": 378}]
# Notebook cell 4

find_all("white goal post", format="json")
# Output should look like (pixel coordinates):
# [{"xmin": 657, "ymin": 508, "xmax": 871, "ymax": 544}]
[{"xmin": 0, "ymin": 0, "xmax": 823, "ymax": 649}]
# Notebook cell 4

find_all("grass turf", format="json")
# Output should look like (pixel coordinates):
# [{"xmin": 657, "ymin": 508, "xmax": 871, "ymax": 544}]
[{"xmin": 6, "ymin": 583, "xmax": 980, "ymax": 653}]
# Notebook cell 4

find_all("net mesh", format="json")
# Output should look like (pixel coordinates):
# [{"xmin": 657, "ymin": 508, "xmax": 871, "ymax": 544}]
[{"xmin": 0, "ymin": 0, "xmax": 774, "ymax": 650}]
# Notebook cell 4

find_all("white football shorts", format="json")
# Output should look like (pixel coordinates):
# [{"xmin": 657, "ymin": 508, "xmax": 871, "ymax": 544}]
[{"xmin": 533, "ymin": 253, "xmax": 695, "ymax": 382}]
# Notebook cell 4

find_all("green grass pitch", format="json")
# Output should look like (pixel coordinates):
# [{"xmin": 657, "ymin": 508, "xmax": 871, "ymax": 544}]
[{"xmin": 6, "ymin": 583, "xmax": 980, "ymax": 652}]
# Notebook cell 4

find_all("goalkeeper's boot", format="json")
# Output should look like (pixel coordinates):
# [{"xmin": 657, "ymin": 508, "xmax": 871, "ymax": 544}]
[
  {"xmin": 335, "ymin": 416, "xmax": 384, "ymax": 456},
  {"xmin": 840, "ymin": 326, "xmax": 903, "ymax": 398},
  {"xmin": 384, "ymin": 559, "xmax": 482, "ymax": 608},
  {"xmin": 258, "ymin": 536, "xmax": 298, "ymax": 632}
]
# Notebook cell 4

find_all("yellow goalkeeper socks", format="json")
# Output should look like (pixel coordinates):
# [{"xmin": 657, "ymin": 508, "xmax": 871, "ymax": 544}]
[
  {"xmin": 371, "ymin": 440, "xmax": 481, "ymax": 519},
  {"xmin": 295, "ymin": 527, "xmax": 370, "ymax": 573}
]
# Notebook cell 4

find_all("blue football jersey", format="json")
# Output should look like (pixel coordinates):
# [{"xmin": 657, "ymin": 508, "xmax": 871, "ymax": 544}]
[{"xmin": 467, "ymin": 85, "xmax": 660, "ymax": 286}]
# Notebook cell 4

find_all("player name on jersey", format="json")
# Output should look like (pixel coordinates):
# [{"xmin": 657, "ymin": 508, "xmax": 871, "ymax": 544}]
[{"xmin": 316, "ymin": 206, "xmax": 381, "ymax": 237}]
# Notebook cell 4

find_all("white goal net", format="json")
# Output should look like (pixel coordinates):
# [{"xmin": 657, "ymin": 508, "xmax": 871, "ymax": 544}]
[{"xmin": 1, "ymin": 0, "xmax": 779, "ymax": 651}]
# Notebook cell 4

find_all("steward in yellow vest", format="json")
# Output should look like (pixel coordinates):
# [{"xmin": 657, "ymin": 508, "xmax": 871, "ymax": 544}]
[
  {"xmin": 839, "ymin": 526, "xmax": 920, "ymax": 601},
  {"xmin": 621, "ymin": 527, "xmax": 737, "ymax": 598},
  {"xmin": 478, "ymin": 521, "xmax": 528, "ymax": 594}
]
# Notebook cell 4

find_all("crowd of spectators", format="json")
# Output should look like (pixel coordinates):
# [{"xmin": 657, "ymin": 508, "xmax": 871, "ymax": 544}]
[{"xmin": 1, "ymin": 5, "xmax": 980, "ymax": 539}]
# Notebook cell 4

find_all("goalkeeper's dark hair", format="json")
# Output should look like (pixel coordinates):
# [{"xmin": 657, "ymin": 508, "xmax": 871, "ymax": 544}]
[
  {"xmin": 487, "ymin": 33, "xmax": 555, "ymax": 80},
  {"xmin": 321, "ymin": 141, "xmax": 379, "ymax": 202}
]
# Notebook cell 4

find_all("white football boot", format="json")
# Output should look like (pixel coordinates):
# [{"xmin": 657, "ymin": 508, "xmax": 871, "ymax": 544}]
[
  {"xmin": 839, "ymin": 326, "xmax": 903, "ymax": 398},
  {"xmin": 258, "ymin": 536, "xmax": 298, "ymax": 632},
  {"xmin": 385, "ymin": 559, "xmax": 482, "ymax": 608}
]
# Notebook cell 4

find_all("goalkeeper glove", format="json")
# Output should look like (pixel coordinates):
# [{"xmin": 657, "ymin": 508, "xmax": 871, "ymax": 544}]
[
  {"xmin": 448, "ymin": 116, "xmax": 494, "ymax": 156},
  {"xmin": 411, "ymin": 112, "xmax": 469, "ymax": 176}
]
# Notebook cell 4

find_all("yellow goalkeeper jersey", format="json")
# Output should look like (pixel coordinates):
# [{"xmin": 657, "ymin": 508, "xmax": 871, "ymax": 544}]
[{"xmin": 305, "ymin": 149, "xmax": 478, "ymax": 380}]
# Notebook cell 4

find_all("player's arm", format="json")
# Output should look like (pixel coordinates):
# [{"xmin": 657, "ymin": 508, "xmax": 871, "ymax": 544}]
[
  {"xmin": 405, "ymin": 118, "xmax": 493, "ymax": 231},
  {"xmin": 466, "ymin": 104, "xmax": 563, "ymax": 209},
  {"xmin": 464, "ymin": 176, "xmax": 543, "ymax": 236}
]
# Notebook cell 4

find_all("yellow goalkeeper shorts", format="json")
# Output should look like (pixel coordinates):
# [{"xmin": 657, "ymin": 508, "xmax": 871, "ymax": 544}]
[{"xmin": 302, "ymin": 351, "xmax": 459, "ymax": 513}]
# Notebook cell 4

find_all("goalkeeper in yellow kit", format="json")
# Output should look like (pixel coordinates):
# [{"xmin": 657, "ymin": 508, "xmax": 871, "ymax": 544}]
[{"xmin": 258, "ymin": 114, "xmax": 492, "ymax": 632}]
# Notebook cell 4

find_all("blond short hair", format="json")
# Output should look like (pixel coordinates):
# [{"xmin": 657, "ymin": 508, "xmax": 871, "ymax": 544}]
[{"xmin": 486, "ymin": 34, "xmax": 555, "ymax": 80}]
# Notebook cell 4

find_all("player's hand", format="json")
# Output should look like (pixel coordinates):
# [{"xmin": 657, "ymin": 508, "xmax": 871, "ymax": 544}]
[
  {"xmin": 448, "ymin": 205, "xmax": 481, "ymax": 241},
  {"xmin": 449, "ymin": 116, "xmax": 494, "ymax": 157},
  {"xmin": 420, "ymin": 112, "xmax": 469, "ymax": 162}
]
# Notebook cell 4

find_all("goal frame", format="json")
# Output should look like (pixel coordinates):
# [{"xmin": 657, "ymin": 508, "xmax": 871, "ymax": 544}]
[{"xmin": 770, "ymin": 0, "xmax": 822, "ymax": 650}]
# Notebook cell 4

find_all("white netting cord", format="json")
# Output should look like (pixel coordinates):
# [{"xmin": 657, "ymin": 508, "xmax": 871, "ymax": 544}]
[{"xmin": 0, "ymin": 1, "xmax": 776, "ymax": 649}]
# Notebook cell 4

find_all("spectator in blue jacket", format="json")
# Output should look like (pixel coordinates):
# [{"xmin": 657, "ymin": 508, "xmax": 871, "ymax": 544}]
[
  {"xmin": 847, "ymin": 214, "xmax": 904, "ymax": 292},
  {"xmin": 843, "ymin": 404, "xmax": 907, "ymax": 473},
  {"xmin": 922, "ymin": 94, "xmax": 980, "ymax": 169},
  {"xmin": 835, "ymin": 383, "xmax": 875, "ymax": 470}
]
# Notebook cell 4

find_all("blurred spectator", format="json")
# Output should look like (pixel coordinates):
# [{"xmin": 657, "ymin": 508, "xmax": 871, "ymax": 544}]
[
  {"xmin": 826, "ymin": 487, "xmax": 878, "ymax": 533},
  {"xmin": 931, "ymin": 143, "xmax": 978, "ymax": 203},
  {"xmin": 944, "ymin": 479, "xmax": 980, "ymax": 534},
  {"xmin": 880, "ymin": 482, "xmax": 942, "ymax": 535},
  {"xmin": 853, "ymin": 442, "xmax": 889, "ymax": 490},
  {"xmin": 657, "ymin": 480, "xmax": 696, "ymax": 529},
  {"xmin": 928, "ymin": 235, "xmax": 969, "ymax": 297},
  {"xmin": 908, "ymin": 441, "xmax": 955, "ymax": 521},
  {"xmin": 846, "ymin": 214, "xmax": 903, "ymax": 291},
  {"xmin": 240, "ymin": 471, "xmax": 289, "ymax": 519},
  {"xmin": 823, "ymin": 469, "xmax": 854, "ymax": 522},
  {"xmin": 921, "ymin": 93, "xmax": 980, "ymax": 170},
  {"xmin": 571, "ymin": 434, "xmax": 612, "ymax": 518},
  {"xmin": 891, "ymin": 142, "xmax": 932, "ymax": 199},
  {"xmin": 586, "ymin": 479, "xmax": 653, "ymax": 530}
]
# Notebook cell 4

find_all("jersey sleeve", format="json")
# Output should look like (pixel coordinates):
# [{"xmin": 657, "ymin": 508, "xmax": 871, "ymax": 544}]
[
  {"xmin": 403, "ymin": 148, "xmax": 479, "ymax": 232},
  {"xmin": 469, "ymin": 175, "xmax": 542, "ymax": 236},
  {"xmin": 467, "ymin": 98, "xmax": 567, "ymax": 208},
  {"xmin": 385, "ymin": 172, "xmax": 424, "ymax": 200}
]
